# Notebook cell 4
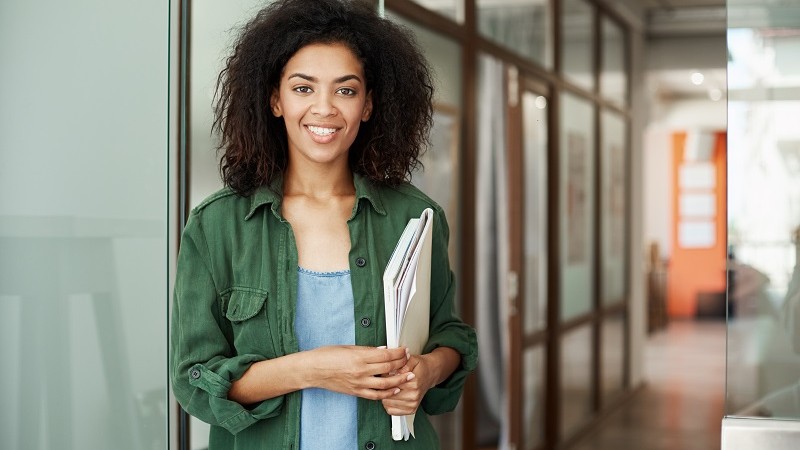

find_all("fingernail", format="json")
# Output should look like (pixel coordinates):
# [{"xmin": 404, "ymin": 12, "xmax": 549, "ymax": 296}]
[
  {"xmin": 407, "ymin": 373, "xmax": 415, "ymax": 381},
  {"xmin": 377, "ymin": 346, "xmax": 387, "ymax": 349},
  {"xmin": 394, "ymin": 388, "xmax": 401, "ymax": 395}
]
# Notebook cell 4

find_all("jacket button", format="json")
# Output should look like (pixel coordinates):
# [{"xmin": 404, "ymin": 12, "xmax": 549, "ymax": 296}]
[
  {"xmin": 365, "ymin": 441, "xmax": 376, "ymax": 450},
  {"xmin": 190, "ymin": 369, "xmax": 201, "ymax": 380},
  {"xmin": 355, "ymin": 257, "xmax": 367, "ymax": 267},
  {"xmin": 360, "ymin": 317, "xmax": 371, "ymax": 327}
]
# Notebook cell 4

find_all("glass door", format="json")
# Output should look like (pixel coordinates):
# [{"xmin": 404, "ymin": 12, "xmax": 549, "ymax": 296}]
[
  {"xmin": 516, "ymin": 81, "xmax": 550, "ymax": 450},
  {"xmin": 723, "ymin": 0, "xmax": 800, "ymax": 447}
]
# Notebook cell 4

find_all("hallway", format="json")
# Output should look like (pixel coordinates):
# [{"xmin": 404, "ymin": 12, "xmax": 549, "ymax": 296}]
[{"xmin": 572, "ymin": 321, "xmax": 726, "ymax": 450}]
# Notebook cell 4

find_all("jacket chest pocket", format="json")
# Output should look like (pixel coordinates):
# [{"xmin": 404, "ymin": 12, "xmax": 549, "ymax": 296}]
[{"xmin": 224, "ymin": 289, "xmax": 278, "ymax": 357}]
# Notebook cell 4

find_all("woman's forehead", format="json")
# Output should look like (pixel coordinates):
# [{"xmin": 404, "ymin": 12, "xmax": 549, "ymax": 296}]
[{"xmin": 281, "ymin": 42, "xmax": 366, "ymax": 80}]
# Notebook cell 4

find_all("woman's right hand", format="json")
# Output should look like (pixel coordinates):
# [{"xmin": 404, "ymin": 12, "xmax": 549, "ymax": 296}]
[{"xmin": 306, "ymin": 345, "xmax": 410, "ymax": 400}]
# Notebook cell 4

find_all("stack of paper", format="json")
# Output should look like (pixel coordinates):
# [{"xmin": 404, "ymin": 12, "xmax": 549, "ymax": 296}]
[{"xmin": 383, "ymin": 208, "xmax": 434, "ymax": 441}]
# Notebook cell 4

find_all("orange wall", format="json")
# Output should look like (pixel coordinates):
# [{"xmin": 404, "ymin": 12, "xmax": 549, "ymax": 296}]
[{"xmin": 667, "ymin": 132, "xmax": 727, "ymax": 318}]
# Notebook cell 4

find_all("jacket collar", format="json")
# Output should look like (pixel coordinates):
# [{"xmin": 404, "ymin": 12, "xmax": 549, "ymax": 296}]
[{"xmin": 244, "ymin": 172, "xmax": 386, "ymax": 220}]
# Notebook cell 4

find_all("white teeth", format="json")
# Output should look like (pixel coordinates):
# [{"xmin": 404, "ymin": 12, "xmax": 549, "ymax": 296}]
[{"xmin": 308, "ymin": 126, "xmax": 336, "ymax": 136}]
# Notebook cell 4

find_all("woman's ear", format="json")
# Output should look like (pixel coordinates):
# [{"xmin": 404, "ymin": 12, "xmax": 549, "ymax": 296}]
[
  {"xmin": 270, "ymin": 90, "xmax": 282, "ymax": 117},
  {"xmin": 362, "ymin": 91, "xmax": 373, "ymax": 122}
]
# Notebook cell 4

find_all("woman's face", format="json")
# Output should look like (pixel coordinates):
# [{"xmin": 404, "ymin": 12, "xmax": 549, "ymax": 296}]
[{"xmin": 271, "ymin": 42, "xmax": 372, "ymax": 168}]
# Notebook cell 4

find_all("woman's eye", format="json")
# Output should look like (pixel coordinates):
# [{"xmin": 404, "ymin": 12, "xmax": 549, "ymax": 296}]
[
  {"xmin": 337, "ymin": 87, "xmax": 356, "ymax": 96},
  {"xmin": 293, "ymin": 86, "xmax": 312, "ymax": 94}
]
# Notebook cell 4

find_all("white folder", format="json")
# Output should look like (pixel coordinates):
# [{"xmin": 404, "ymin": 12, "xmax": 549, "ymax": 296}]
[{"xmin": 382, "ymin": 208, "xmax": 434, "ymax": 441}]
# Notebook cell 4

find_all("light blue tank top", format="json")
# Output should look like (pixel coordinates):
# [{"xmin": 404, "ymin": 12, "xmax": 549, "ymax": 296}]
[{"xmin": 294, "ymin": 267, "xmax": 358, "ymax": 450}]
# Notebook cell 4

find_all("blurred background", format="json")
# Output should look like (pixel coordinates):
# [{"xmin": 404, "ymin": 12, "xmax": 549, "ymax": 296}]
[{"xmin": 2, "ymin": 0, "xmax": 800, "ymax": 449}]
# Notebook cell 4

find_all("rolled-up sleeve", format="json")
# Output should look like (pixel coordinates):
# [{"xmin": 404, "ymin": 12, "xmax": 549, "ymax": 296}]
[
  {"xmin": 421, "ymin": 208, "xmax": 479, "ymax": 415},
  {"xmin": 170, "ymin": 213, "xmax": 283, "ymax": 435}
]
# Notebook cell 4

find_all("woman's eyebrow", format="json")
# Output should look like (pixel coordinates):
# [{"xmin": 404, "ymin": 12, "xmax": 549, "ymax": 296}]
[
  {"xmin": 287, "ymin": 73, "xmax": 362, "ymax": 84},
  {"xmin": 333, "ymin": 74, "xmax": 362, "ymax": 84}
]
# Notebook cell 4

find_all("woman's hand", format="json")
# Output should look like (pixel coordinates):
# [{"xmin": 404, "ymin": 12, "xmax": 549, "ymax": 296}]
[
  {"xmin": 307, "ymin": 345, "xmax": 410, "ymax": 400},
  {"xmin": 380, "ymin": 353, "xmax": 435, "ymax": 416},
  {"xmin": 381, "ymin": 346, "xmax": 461, "ymax": 416}
]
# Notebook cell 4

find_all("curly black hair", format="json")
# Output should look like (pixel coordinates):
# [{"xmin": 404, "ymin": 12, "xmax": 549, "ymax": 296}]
[{"xmin": 213, "ymin": 0, "xmax": 434, "ymax": 195}]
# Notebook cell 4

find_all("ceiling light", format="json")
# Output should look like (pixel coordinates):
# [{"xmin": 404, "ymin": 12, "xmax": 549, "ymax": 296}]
[
  {"xmin": 691, "ymin": 72, "xmax": 705, "ymax": 85},
  {"xmin": 709, "ymin": 88, "xmax": 723, "ymax": 102}
]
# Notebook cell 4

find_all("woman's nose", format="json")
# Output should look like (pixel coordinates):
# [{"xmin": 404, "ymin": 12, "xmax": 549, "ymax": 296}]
[{"xmin": 310, "ymin": 92, "xmax": 336, "ymax": 117}]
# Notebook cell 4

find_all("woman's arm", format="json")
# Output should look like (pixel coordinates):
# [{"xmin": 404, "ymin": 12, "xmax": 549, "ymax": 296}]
[{"xmin": 228, "ymin": 345, "xmax": 411, "ymax": 404}]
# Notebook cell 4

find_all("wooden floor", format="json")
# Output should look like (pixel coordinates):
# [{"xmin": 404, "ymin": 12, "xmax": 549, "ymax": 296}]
[{"xmin": 571, "ymin": 320, "xmax": 726, "ymax": 450}]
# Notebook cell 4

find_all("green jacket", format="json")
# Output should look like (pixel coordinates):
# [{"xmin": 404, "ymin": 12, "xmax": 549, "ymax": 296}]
[{"xmin": 170, "ymin": 174, "xmax": 478, "ymax": 449}]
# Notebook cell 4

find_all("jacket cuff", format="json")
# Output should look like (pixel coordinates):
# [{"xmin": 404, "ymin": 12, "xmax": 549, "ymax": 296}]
[
  {"xmin": 421, "ymin": 325, "xmax": 478, "ymax": 415},
  {"xmin": 186, "ymin": 357, "xmax": 284, "ymax": 435}
]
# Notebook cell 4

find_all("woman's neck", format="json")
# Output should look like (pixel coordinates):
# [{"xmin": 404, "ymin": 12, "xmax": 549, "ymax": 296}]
[{"xmin": 283, "ymin": 161, "xmax": 355, "ymax": 199}]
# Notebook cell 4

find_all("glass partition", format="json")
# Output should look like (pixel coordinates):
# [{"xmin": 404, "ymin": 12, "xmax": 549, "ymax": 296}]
[
  {"xmin": 0, "ymin": 1, "xmax": 170, "ymax": 449},
  {"xmin": 477, "ymin": 0, "xmax": 552, "ymax": 69},
  {"xmin": 523, "ymin": 91, "xmax": 549, "ymax": 335},
  {"xmin": 726, "ymin": 0, "xmax": 800, "ymax": 426},
  {"xmin": 409, "ymin": 0, "xmax": 464, "ymax": 23},
  {"xmin": 600, "ymin": 16, "xmax": 627, "ymax": 107},
  {"xmin": 601, "ymin": 312, "xmax": 625, "ymax": 404},
  {"xmin": 561, "ymin": 324, "xmax": 593, "ymax": 438},
  {"xmin": 601, "ymin": 110, "xmax": 626, "ymax": 306},
  {"xmin": 523, "ymin": 345, "xmax": 545, "ymax": 449},
  {"xmin": 561, "ymin": 0, "xmax": 594, "ymax": 91},
  {"xmin": 560, "ymin": 92, "xmax": 596, "ymax": 321}
]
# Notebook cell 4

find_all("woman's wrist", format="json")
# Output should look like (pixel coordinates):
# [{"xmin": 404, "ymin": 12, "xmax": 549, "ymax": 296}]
[{"xmin": 422, "ymin": 347, "xmax": 460, "ymax": 387}]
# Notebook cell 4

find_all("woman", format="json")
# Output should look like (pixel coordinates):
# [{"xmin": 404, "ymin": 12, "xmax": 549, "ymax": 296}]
[{"xmin": 170, "ymin": 0, "xmax": 478, "ymax": 448}]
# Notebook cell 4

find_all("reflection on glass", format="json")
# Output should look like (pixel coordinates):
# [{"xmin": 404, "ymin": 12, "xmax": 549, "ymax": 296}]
[
  {"xmin": 561, "ymin": 324, "xmax": 593, "ymax": 437},
  {"xmin": 601, "ymin": 111, "xmax": 626, "ymax": 306},
  {"xmin": 477, "ymin": 0, "xmax": 552, "ymax": 69},
  {"xmin": 601, "ymin": 313, "xmax": 625, "ymax": 404},
  {"xmin": 560, "ymin": 93, "xmax": 596, "ymax": 321},
  {"xmin": 726, "ymin": 1, "xmax": 800, "ymax": 420},
  {"xmin": 0, "ymin": 1, "xmax": 168, "ymax": 449},
  {"xmin": 562, "ymin": 0, "xmax": 594, "ymax": 90},
  {"xmin": 523, "ymin": 92, "xmax": 548, "ymax": 334},
  {"xmin": 408, "ymin": 0, "xmax": 464, "ymax": 23},
  {"xmin": 523, "ymin": 345, "xmax": 545, "ymax": 450},
  {"xmin": 600, "ymin": 17, "xmax": 627, "ymax": 106}
]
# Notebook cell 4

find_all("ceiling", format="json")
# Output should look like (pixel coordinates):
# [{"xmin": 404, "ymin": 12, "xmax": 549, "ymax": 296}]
[
  {"xmin": 615, "ymin": 0, "xmax": 727, "ymax": 37},
  {"xmin": 617, "ymin": 0, "xmax": 728, "ymax": 100}
]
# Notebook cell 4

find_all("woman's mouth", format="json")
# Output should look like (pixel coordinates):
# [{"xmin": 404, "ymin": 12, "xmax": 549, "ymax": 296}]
[
  {"xmin": 307, "ymin": 125, "xmax": 337, "ymax": 136},
  {"xmin": 305, "ymin": 125, "xmax": 339, "ymax": 144}
]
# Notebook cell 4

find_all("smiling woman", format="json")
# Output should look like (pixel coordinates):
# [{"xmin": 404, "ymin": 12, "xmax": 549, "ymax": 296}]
[
  {"xmin": 270, "ymin": 43, "xmax": 373, "ymax": 171},
  {"xmin": 170, "ymin": 1, "xmax": 478, "ymax": 450}
]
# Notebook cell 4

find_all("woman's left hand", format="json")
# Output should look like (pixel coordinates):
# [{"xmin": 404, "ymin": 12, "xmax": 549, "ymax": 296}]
[{"xmin": 380, "ymin": 353, "xmax": 436, "ymax": 416}]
